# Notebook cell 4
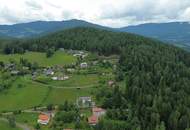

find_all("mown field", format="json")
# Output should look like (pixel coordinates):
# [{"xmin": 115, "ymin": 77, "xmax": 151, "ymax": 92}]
[{"xmin": 0, "ymin": 51, "xmax": 77, "ymax": 67}]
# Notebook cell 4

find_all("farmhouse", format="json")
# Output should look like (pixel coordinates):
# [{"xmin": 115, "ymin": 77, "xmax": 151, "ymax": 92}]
[
  {"xmin": 67, "ymin": 68, "xmax": 75, "ymax": 73},
  {"xmin": 88, "ymin": 115, "xmax": 98, "ymax": 125},
  {"xmin": 77, "ymin": 96, "xmax": 92, "ymax": 108},
  {"xmin": 92, "ymin": 107, "xmax": 106, "ymax": 117},
  {"xmin": 37, "ymin": 114, "xmax": 50, "ymax": 125},
  {"xmin": 88, "ymin": 107, "xmax": 106, "ymax": 125},
  {"xmin": 73, "ymin": 53, "xmax": 82, "ymax": 57},
  {"xmin": 108, "ymin": 80, "xmax": 115, "ymax": 87},
  {"xmin": 80, "ymin": 62, "xmax": 88, "ymax": 68},
  {"xmin": 5, "ymin": 63, "xmax": 15, "ymax": 70},
  {"xmin": 63, "ymin": 75, "xmax": 69, "ymax": 80},
  {"xmin": 10, "ymin": 70, "xmax": 20, "ymax": 75},
  {"xmin": 52, "ymin": 75, "xmax": 69, "ymax": 81},
  {"xmin": 44, "ymin": 68, "xmax": 54, "ymax": 75}
]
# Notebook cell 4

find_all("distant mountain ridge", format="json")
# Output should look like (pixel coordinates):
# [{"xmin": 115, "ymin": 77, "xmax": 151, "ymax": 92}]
[
  {"xmin": 119, "ymin": 22, "xmax": 190, "ymax": 49},
  {"xmin": 1, "ymin": 20, "xmax": 190, "ymax": 50},
  {"xmin": 0, "ymin": 19, "xmax": 113, "ymax": 38}
]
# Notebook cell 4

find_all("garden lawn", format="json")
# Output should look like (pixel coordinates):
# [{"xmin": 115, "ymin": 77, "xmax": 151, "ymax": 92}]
[{"xmin": 0, "ymin": 51, "xmax": 77, "ymax": 67}]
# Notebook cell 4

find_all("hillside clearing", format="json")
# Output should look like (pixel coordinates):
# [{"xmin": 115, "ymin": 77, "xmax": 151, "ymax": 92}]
[{"xmin": 0, "ymin": 51, "xmax": 77, "ymax": 67}]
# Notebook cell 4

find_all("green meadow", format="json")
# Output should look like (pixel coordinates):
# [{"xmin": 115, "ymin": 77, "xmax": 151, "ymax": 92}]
[
  {"xmin": 0, "ymin": 121, "xmax": 21, "ymax": 130},
  {"xmin": 0, "ymin": 75, "xmax": 98, "ymax": 112},
  {"xmin": 0, "ymin": 51, "xmax": 77, "ymax": 67},
  {"xmin": 36, "ymin": 74, "xmax": 100, "ymax": 88}
]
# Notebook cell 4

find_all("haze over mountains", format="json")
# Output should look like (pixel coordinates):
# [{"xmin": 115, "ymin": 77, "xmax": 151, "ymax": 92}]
[{"xmin": 0, "ymin": 19, "xmax": 190, "ymax": 49}]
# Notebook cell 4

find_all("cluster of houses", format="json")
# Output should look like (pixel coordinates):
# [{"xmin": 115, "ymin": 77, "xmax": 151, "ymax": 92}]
[
  {"xmin": 38, "ymin": 96, "xmax": 106, "ymax": 128},
  {"xmin": 43, "ymin": 67, "xmax": 70, "ymax": 81},
  {"xmin": 76, "ymin": 96, "xmax": 106, "ymax": 125},
  {"xmin": 73, "ymin": 51, "xmax": 88, "ymax": 59}
]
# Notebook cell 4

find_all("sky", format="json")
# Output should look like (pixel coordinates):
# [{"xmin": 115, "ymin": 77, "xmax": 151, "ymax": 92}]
[{"xmin": 0, "ymin": 0, "xmax": 190, "ymax": 27}]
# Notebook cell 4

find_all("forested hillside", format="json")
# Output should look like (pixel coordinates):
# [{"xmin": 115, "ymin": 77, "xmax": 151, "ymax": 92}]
[
  {"xmin": 119, "ymin": 22, "xmax": 190, "ymax": 50},
  {"xmin": 1, "ymin": 27, "xmax": 190, "ymax": 130}
]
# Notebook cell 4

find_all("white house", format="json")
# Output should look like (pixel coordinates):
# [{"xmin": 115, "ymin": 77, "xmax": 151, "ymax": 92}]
[
  {"xmin": 80, "ymin": 62, "xmax": 88, "ymax": 68},
  {"xmin": 44, "ymin": 68, "xmax": 54, "ymax": 75},
  {"xmin": 77, "ymin": 96, "xmax": 92, "ymax": 108}
]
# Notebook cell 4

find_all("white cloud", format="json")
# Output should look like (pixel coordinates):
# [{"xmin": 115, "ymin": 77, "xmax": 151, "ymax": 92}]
[{"xmin": 0, "ymin": 0, "xmax": 190, "ymax": 27}]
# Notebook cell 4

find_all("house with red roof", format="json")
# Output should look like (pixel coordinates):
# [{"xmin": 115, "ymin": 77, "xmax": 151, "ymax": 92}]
[
  {"xmin": 88, "ymin": 115, "xmax": 98, "ymax": 125},
  {"xmin": 37, "ymin": 114, "xmax": 50, "ymax": 125},
  {"xmin": 92, "ymin": 107, "xmax": 106, "ymax": 117},
  {"xmin": 88, "ymin": 107, "xmax": 106, "ymax": 125}
]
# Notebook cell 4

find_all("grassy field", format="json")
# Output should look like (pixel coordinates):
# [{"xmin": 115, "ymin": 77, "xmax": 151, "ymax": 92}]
[
  {"xmin": 44, "ymin": 87, "xmax": 96, "ymax": 105},
  {"xmin": 0, "ymin": 78, "xmax": 49, "ymax": 112},
  {"xmin": 0, "ymin": 121, "xmax": 21, "ymax": 130},
  {"xmin": 14, "ymin": 113, "xmax": 51, "ymax": 130},
  {"xmin": 0, "ymin": 51, "xmax": 77, "ymax": 67},
  {"xmin": 37, "ymin": 74, "xmax": 100, "ymax": 88},
  {"xmin": 15, "ymin": 113, "xmax": 38, "ymax": 127},
  {"xmin": 0, "ymin": 75, "xmax": 98, "ymax": 112}
]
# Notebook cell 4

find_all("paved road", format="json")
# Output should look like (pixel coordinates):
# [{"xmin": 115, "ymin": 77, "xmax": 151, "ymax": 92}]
[{"xmin": 0, "ymin": 117, "xmax": 31, "ymax": 130}]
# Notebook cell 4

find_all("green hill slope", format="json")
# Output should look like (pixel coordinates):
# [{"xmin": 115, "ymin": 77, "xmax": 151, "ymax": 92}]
[{"xmin": 1, "ymin": 27, "xmax": 190, "ymax": 130}]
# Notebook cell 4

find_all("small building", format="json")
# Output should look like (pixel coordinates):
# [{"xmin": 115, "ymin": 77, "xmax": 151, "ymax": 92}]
[
  {"xmin": 44, "ymin": 68, "xmax": 54, "ymax": 76},
  {"xmin": 10, "ymin": 70, "xmax": 20, "ymax": 75},
  {"xmin": 52, "ymin": 75, "xmax": 69, "ymax": 81},
  {"xmin": 108, "ymin": 80, "xmax": 115, "ymax": 87},
  {"xmin": 88, "ymin": 115, "xmax": 98, "ymax": 125},
  {"xmin": 52, "ymin": 76, "xmax": 58, "ymax": 80},
  {"xmin": 73, "ymin": 54, "xmax": 82, "ymax": 57},
  {"xmin": 37, "ymin": 114, "xmax": 50, "ymax": 125},
  {"xmin": 63, "ymin": 75, "xmax": 69, "ymax": 80},
  {"xmin": 80, "ymin": 62, "xmax": 88, "ymax": 68},
  {"xmin": 59, "ymin": 48, "xmax": 65, "ymax": 51},
  {"xmin": 92, "ymin": 107, "xmax": 106, "ymax": 117},
  {"xmin": 77, "ymin": 96, "xmax": 92, "ymax": 108},
  {"xmin": 5, "ymin": 63, "xmax": 15, "ymax": 70},
  {"xmin": 67, "ymin": 68, "xmax": 75, "ymax": 73}
]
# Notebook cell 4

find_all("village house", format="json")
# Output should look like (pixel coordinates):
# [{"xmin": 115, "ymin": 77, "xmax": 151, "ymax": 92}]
[
  {"xmin": 92, "ymin": 107, "xmax": 106, "ymax": 117},
  {"xmin": 73, "ymin": 53, "xmax": 82, "ymax": 57},
  {"xmin": 80, "ymin": 62, "xmax": 88, "ymax": 68},
  {"xmin": 66, "ymin": 68, "xmax": 75, "ymax": 73},
  {"xmin": 5, "ymin": 63, "xmax": 15, "ymax": 70},
  {"xmin": 37, "ymin": 114, "xmax": 50, "ymax": 125},
  {"xmin": 88, "ymin": 107, "xmax": 106, "ymax": 125},
  {"xmin": 52, "ymin": 75, "xmax": 69, "ymax": 81},
  {"xmin": 108, "ymin": 80, "xmax": 115, "ymax": 87},
  {"xmin": 63, "ymin": 75, "xmax": 69, "ymax": 80},
  {"xmin": 44, "ymin": 68, "xmax": 54, "ymax": 75},
  {"xmin": 77, "ymin": 96, "xmax": 92, "ymax": 108},
  {"xmin": 10, "ymin": 70, "xmax": 20, "ymax": 75},
  {"xmin": 59, "ymin": 48, "xmax": 65, "ymax": 51},
  {"xmin": 88, "ymin": 115, "xmax": 98, "ymax": 125}
]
